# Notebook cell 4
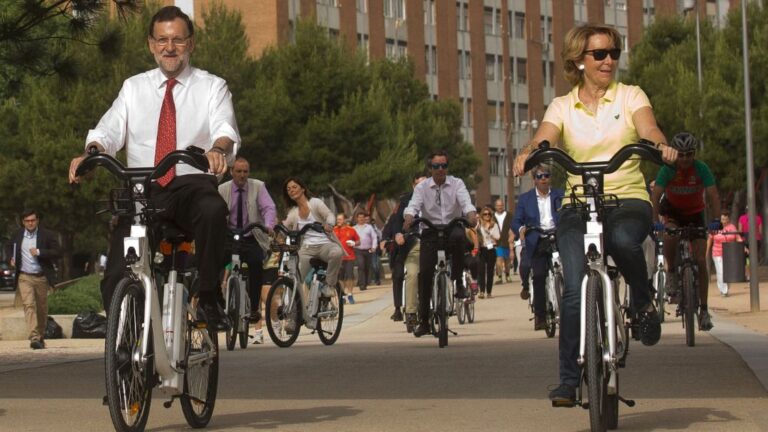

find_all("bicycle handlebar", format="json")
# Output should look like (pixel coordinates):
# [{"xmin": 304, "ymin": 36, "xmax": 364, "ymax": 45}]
[
  {"xmin": 522, "ymin": 139, "xmax": 665, "ymax": 176},
  {"xmin": 74, "ymin": 147, "xmax": 210, "ymax": 187},
  {"xmin": 409, "ymin": 217, "xmax": 470, "ymax": 233},
  {"xmin": 523, "ymin": 225, "xmax": 557, "ymax": 236},
  {"xmin": 229, "ymin": 222, "xmax": 271, "ymax": 238},
  {"xmin": 273, "ymin": 222, "xmax": 325, "ymax": 238}
]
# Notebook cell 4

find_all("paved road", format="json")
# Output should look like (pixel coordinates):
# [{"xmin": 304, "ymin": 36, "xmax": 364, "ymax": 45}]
[{"xmin": 1, "ymin": 280, "xmax": 767, "ymax": 431}]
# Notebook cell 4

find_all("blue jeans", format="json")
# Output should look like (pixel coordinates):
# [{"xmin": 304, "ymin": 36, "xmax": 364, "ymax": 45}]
[{"xmin": 556, "ymin": 199, "xmax": 652, "ymax": 387}]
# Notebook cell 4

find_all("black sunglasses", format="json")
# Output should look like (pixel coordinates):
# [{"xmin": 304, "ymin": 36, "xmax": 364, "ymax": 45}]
[
  {"xmin": 535, "ymin": 173, "xmax": 551, "ymax": 180},
  {"xmin": 430, "ymin": 163, "xmax": 449, "ymax": 170},
  {"xmin": 584, "ymin": 48, "xmax": 621, "ymax": 61},
  {"xmin": 678, "ymin": 151, "xmax": 695, "ymax": 157}
]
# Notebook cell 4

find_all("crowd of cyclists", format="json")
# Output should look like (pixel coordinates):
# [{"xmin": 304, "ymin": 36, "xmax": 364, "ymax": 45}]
[{"xmin": 65, "ymin": 8, "xmax": 753, "ymax": 430}]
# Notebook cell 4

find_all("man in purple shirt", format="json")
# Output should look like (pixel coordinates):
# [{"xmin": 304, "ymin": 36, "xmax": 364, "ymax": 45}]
[
  {"xmin": 218, "ymin": 157, "xmax": 277, "ymax": 319},
  {"xmin": 353, "ymin": 211, "xmax": 378, "ymax": 291}
]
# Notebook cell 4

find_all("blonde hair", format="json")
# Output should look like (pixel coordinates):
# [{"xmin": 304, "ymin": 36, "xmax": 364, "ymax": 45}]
[{"xmin": 562, "ymin": 23, "xmax": 622, "ymax": 87}]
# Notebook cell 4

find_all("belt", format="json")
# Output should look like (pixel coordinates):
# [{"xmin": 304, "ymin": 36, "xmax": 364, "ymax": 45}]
[{"xmin": 21, "ymin": 271, "xmax": 44, "ymax": 277}]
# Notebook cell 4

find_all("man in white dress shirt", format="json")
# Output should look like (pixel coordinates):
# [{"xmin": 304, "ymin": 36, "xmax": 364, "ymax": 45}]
[
  {"xmin": 403, "ymin": 150, "xmax": 477, "ymax": 337},
  {"xmin": 68, "ymin": 6, "xmax": 239, "ymax": 329}
]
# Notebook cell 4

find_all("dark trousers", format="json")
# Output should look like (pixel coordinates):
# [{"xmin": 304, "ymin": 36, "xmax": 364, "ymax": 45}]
[
  {"xmin": 556, "ymin": 199, "xmax": 652, "ymax": 387},
  {"xmin": 477, "ymin": 247, "xmax": 496, "ymax": 294},
  {"xmin": 355, "ymin": 249, "xmax": 372, "ymax": 289},
  {"xmin": 101, "ymin": 174, "xmax": 228, "ymax": 314},
  {"xmin": 417, "ymin": 226, "xmax": 466, "ymax": 321},
  {"xmin": 530, "ymin": 252, "xmax": 549, "ymax": 318},
  {"xmin": 236, "ymin": 237, "xmax": 264, "ymax": 310}
]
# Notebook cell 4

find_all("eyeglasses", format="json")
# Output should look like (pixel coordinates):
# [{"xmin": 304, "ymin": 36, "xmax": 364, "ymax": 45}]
[
  {"xmin": 535, "ymin": 173, "xmax": 551, "ymax": 180},
  {"xmin": 583, "ymin": 48, "xmax": 621, "ymax": 61},
  {"xmin": 430, "ymin": 163, "xmax": 449, "ymax": 170},
  {"xmin": 23, "ymin": 218, "xmax": 37, "ymax": 223},
  {"xmin": 482, "ymin": 213, "xmax": 491, "ymax": 216},
  {"xmin": 678, "ymin": 151, "xmax": 695, "ymax": 158},
  {"xmin": 152, "ymin": 36, "xmax": 190, "ymax": 47}
]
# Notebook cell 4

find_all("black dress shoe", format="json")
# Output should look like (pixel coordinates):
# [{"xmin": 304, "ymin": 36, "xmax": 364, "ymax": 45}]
[
  {"xmin": 413, "ymin": 322, "xmax": 431, "ymax": 338},
  {"xmin": 30, "ymin": 340, "xmax": 44, "ymax": 350},
  {"xmin": 549, "ymin": 384, "xmax": 577, "ymax": 407},
  {"xmin": 534, "ymin": 315, "xmax": 547, "ymax": 331},
  {"xmin": 391, "ymin": 308, "xmax": 404, "ymax": 322},
  {"xmin": 520, "ymin": 288, "xmax": 530, "ymax": 300},
  {"xmin": 200, "ymin": 301, "xmax": 230, "ymax": 331}
]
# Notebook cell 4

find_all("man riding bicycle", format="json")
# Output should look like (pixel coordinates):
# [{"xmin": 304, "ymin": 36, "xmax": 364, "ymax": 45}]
[
  {"xmin": 68, "ymin": 6, "xmax": 238, "ymax": 330},
  {"xmin": 512, "ymin": 163, "xmax": 564, "ymax": 331},
  {"xmin": 402, "ymin": 150, "xmax": 477, "ymax": 338},
  {"xmin": 651, "ymin": 132, "xmax": 722, "ymax": 331}
]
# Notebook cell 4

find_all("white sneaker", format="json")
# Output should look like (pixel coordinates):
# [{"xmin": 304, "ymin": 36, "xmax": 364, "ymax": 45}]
[
  {"xmin": 271, "ymin": 320, "xmax": 282, "ymax": 335},
  {"xmin": 252, "ymin": 328, "xmax": 264, "ymax": 344}
]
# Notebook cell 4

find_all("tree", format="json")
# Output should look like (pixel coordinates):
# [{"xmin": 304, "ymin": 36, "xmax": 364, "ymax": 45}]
[
  {"xmin": 236, "ymin": 21, "xmax": 479, "ymax": 206},
  {"xmin": 0, "ymin": 0, "xmax": 140, "ymax": 100}
]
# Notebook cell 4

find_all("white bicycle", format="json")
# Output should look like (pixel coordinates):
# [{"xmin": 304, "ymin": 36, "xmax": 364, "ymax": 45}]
[
  {"xmin": 523, "ymin": 226, "xmax": 563, "ymax": 338},
  {"xmin": 76, "ymin": 148, "xmax": 219, "ymax": 432}
]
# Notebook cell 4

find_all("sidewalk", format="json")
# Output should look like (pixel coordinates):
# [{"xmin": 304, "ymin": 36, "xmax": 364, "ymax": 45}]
[{"xmin": 706, "ymin": 265, "xmax": 768, "ymax": 336}]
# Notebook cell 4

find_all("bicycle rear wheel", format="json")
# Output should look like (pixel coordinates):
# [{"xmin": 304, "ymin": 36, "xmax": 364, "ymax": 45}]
[
  {"xmin": 224, "ymin": 277, "xmax": 239, "ymax": 351},
  {"xmin": 180, "ymin": 323, "xmax": 219, "ymax": 428},
  {"xmin": 466, "ymin": 300, "xmax": 475, "ymax": 323},
  {"xmin": 105, "ymin": 277, "xmax": 152, "ymax": 432},
  {"xmin": 265, "ymin": 277, "xmax": 301, "ymax": 348},
  {"xmin": 585, "ymin": 272, "xmax": 609, "ymax": 432},
  {"xmin": 317, "ymin": 282, "xmax": 344, "ymax": 345},
  {"xmin": 437, "ymin": 272, "xmax": 449, "ymax": 348},
  {"xmin": 456, "ymin": 298, "xmax": 466, "ymax": 324},
  {"xmin": 682, "ymin": 265, "xmax": 696, "ymax": 347}
]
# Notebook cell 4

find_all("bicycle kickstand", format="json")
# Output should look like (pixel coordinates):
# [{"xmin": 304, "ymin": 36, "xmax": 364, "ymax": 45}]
[
  {"xmin": 448, "ymin": 329, "xmax": 458, "ymax": 336},
  {"xmin": 618, "ymin": 395, "xmax": 635, "ymax": 407}
]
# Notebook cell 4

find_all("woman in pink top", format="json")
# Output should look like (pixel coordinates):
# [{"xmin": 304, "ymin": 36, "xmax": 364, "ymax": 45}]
[
  {"xmin": 738, "ymin": 208, "xmax": 763, "ymax": 280},
  {"xmin": 707, "ymin": 212, "xmax": 741, "ymax": 296}
]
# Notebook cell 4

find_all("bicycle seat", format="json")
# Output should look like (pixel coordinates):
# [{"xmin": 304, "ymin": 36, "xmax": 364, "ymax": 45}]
[
  {"xmin": 158, "ymin": 222, "xmax": 192, "ymax": 245},
  {"xmin": 309, "ymin": 258, "xmax": 328, "ymax": 270}
]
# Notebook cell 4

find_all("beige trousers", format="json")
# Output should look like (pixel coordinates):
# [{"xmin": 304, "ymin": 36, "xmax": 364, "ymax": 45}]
[
  {"xmin": 18, "ymin": 274, "xmax": 49, "ymax": 341},
  {"xmin": 404, "ymin": 241, "xmax": 420, "ymax": 314}
]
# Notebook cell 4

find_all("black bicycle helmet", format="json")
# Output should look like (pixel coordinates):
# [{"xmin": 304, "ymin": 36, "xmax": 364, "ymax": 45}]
[{"xmin": 670, "ymin": 132, "xmax": 698, "ymax": 152}]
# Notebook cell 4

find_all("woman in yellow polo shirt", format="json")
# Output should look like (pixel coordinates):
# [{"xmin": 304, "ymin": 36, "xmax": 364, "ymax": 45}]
[{"xmin": 512, "ymin": 23, "xmax": 678, "ymax": 405}]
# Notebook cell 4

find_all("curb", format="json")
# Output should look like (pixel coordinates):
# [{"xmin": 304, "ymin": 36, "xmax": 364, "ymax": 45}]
[{"xmin": 710, "ymin": 311, "xmax": 768, "ymax": 393}]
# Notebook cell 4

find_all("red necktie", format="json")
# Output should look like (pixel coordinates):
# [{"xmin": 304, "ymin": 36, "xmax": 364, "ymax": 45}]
[{"xmin": 155, "ymin": 78, "xmax": 178, "ymax": 187}]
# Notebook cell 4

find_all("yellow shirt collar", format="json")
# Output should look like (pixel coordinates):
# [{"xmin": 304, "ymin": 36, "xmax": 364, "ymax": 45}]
[{"xmin": 571, "ymin": 80, "xmax": 618, "ymax": 109}]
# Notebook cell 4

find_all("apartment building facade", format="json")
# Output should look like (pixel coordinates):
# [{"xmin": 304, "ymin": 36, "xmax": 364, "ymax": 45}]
[{"xmin": 165, "ymin": 0, "xmax": 740, "ymax": 207}]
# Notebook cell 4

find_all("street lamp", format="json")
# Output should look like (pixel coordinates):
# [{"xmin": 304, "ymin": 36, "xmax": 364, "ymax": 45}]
[{"xmin": 684, "ymin": 0, "xmax": 704, "ymax": 125}]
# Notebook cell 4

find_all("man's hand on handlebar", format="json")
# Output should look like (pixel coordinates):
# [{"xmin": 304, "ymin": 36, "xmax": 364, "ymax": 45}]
[
  {"xmin": 513, "ymin": 151, "xmax": 529, "ymax": 177},
  {"xmin": 466, "ymin": 211, "xmax": 477, "ymax": 228},
  {"xmin": 205, "ymin": 150, "xmax": 228, "ymax": 176},
  {"xmin": 69, "ymin": 143, "xmax": 105, "ymax": 184},
  {"xmin": 402, "ymin": 214, "xmax": 414, "ymax": 231}
]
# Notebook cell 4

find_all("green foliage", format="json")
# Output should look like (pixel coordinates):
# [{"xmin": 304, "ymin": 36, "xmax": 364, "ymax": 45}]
[
  {"xmin": 236, "ymin": 20, "xmax": 478, "ymax": 203},
  {"xmin": 48, "ymin": 275, "xmax": 103, "ymax": 314},
  {"xmin": 625, "ymin": 4, "xmax": 768, "ymax": 195}
]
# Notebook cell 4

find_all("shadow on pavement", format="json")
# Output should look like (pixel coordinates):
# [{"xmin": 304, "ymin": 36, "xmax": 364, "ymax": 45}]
[
  {"xmin": 151, "ymin": 405, "xmax": 362, "ymax": 431},
  {"xmin": 617, "ymin": 406, "xmax": 740, "ymax": 430}
]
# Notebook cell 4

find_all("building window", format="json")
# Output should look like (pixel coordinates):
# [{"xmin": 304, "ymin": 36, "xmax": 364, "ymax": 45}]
[
  {"xmin": 540, "ymin": 15, "xmax": 552, "ymax": 44},
  {"xmin": 386, "ymin": 38, "xmax": 407, "ymax": 59},
  {"xmin": 484, "ymin": 7, "xmax": 494, "ymax": 34},
  {"xmin": 516, "ymin": 103, "xmax": 529, "ymax": 126},
  {"xmin": 516, "ymin": 58, "xmax": 527, "ymax": 84},
  {"xmin": 357, "ymin": 0, "xmax": 367, "ymax": 13},
  {"xmin": 424, "ymin": 0, "xmax": 435, "ymax": 25},
  {"xmin": 486, "ymin": 54, "xmax": 502, "ymax": 81},
  {"xmin": 425, "ymin": 45, "xmax": 437, "ymax": 74},
  {"xmin": 487, "ymin": 101, "xmax": 502, "ymax": 128},
  {"xmin": 384, "ymin": 0, "xmax": 405, "ymax": 19},
  {"xmin": 513, "ymin": 12, "xmax": 525, "ymax": 39},
  {"xmin": 458, "ymin": 50, "xmax": 471, "ymax": 79},
  {"xmin": 461, "ymin": 97, "xmax": 473, "ymax": 127},
  {"xmin": 457, "ymin": 2, "xmax": 469, "ymax": 32},
  {"xmin": 318, "ymin": 0, "xmax": 340, "ymax": 6},
  {"xmin": 358, "ymin": 33, "xmax": 370, "ymax": 59},
  {"xmin": 541, "ymin": 60, "xmax": 554, "ymax": 87}
]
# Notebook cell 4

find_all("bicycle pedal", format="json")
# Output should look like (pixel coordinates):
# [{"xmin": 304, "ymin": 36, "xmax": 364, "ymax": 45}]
[
  {"xmin": 102, "ymin": 395, "xmax": 108, "ymax": 406},
  {"xmin": 618, "ymin": 395, "xmax": 636, "ymax": 407},
  {"xmin": 552, "ymin": 399, "xmax": 578, "ymax": 408}
]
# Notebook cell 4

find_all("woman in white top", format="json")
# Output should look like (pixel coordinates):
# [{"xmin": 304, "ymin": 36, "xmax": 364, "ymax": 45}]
[
  {"xmin": 477, "ymin": 205, "xmax": 501, "ymax": 298},
  {"xmin": 282, "ymin": 177, "xmax": 343, "ymax": 294}
]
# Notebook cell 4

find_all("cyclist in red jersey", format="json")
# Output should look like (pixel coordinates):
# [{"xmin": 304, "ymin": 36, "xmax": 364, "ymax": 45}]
[{"xmin": 651, "ymin": 132, "xmax": 721, "ymax": 331}]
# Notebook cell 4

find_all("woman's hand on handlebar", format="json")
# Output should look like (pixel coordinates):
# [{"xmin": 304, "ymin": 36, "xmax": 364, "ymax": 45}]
[{"xmin": 657, "ymin": 143, "xmax": 678, "ymax": 164}]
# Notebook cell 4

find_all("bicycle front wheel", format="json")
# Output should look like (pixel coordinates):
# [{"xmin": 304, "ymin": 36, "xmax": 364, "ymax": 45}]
[
  {"xmin": 436, "ymin": 272, "xmax": 449, "ymax": 348},
  {"xmin": 466, "ymin": 299, "xmax": 475, "ymax": 323},
  {"xmin": 224, "ymin": 277, "xmax": 239, "ymax": 351},
  {"xmin": 180, "ymin": 323, "xmax": 219, "ymax": 428},
  {"xmin": 654, "ymin": 269, "xmax": 666, "ymax": 324},
  {"xmin": 682, "ymin": 265, "xmax": 697, "ymax": 347},
  {"xmin": 585, "ymin": 272, "xmax": 609, "ymax": 432},
  {"xmin": 105, "ymin": 277, "xmax": 153, "ymax": 432},
  {"xmin": 317, "ymin": 282, "xmax": 344, "ymax": 345},
  {"xmin": 456, "ymin": 297, "xmax": 466, "ymax": 324},
  {"xmin": 265, "ymin": 277, "xmax": 301, "ymax": 348}
]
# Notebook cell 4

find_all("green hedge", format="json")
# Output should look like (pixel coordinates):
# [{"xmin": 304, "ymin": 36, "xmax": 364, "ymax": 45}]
[{"xmin": 48, "ymin": 275, "xmax": 103, "ymax": 314}]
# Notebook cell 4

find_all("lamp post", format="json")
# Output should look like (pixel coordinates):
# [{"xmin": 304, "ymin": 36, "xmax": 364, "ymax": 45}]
[
  {"xmin": 499, "ymin": 147, "xmax": 506, "ymax": 206},
  {"xmin": 684, "ymin": 0, "xmax": 704, "ymax": 128}
]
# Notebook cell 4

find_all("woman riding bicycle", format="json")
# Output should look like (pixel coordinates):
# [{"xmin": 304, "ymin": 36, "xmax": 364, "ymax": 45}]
[
  {"xmin": 282, "ymin": 177, "xmax": 344, "ymax": 297},
  {"xmin": 512, "ymin": 23, "xmax": 677, "ymax": 405}
]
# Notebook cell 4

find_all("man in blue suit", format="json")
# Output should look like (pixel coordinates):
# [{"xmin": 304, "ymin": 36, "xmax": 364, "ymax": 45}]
[{"xmin": 512, "ymin": 164, "xmax": 564, "ymax": 330}]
